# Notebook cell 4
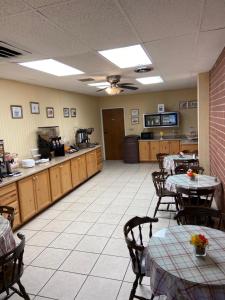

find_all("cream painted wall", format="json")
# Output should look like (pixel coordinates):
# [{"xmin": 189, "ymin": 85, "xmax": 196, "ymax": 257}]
[
  {"xmin": 98, "ymin": 88, "xmax": 197, "ymax": 137},
  {"xmin": 197, "ymin": 73, "xmax": 210, "ymax": 174},
  {"xmin": 0, "ymin": 79, "xmax": 101, "ymax": 159}
]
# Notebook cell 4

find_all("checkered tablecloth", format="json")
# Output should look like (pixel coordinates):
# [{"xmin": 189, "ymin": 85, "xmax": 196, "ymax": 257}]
[
  {"xmin": 147, "ymin": 225, "xmax": 225, "ymax": 300},
  {"xmin": 0, "ymin": 215, "xmax": 16, "ymax": 256},
  {"xmin": 163, "ymin": 155, "xmax": 194, "ymax": 171},
  {"xmin": 165, "ymin": 174, "xmax": 221, "ymax": 193}
]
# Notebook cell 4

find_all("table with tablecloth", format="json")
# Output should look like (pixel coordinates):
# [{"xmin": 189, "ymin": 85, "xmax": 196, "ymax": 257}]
[
  {"xmin": 0, "ymin": 215, "xmax": 16, "ymax": 256},
  {"xmin": 165, "ymin": 174, "xmax": 221, "ymax": 193},
  {"xmin": 147, "ymin": 225, "xmax": 225, "ymax": 300},
  {"xmin": 163, "ymin": 154, "xmax": 194, "ymax": 172}
]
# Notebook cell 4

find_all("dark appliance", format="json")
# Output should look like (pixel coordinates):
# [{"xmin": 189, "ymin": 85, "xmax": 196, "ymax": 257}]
[
  {"xmin": 75, "ymin": 128, "xmax": 94, "ymax": 148},
  {"xmin": 123, "ymin": 135, "xmax": 140, "ymax": 163},
  {"xmin": 37, "ymin": 126, "xmax": 65, "ymax": 159},
  {"xmin": 141, "ymin": 132, "xmax": 154, "ymax": 140},
  {"xmin": 143, "ymin": 112, "xmax": 179, "ymax": 128},
  {"xmin": 0, "ymin": 140, "xmax": 14, "ymax": 179}
]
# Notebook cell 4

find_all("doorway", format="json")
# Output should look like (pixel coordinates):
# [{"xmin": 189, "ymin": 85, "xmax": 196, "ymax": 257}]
[{"xmin": 102, "ymin": 108, "xmax": 125, "ymax": 160}]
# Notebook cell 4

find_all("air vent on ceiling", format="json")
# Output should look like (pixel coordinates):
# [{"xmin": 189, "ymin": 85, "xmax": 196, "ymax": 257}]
[
  {"xmin": 0, "ymin": 41, "xmax": 31, "ymax": 59},
  {"xmin": 134, "ymin": 66, "xmax": 154, "ymax": 73},
  {"xmin": 78, "ymin": 78, "xmax": 95, "ymax": 82}
]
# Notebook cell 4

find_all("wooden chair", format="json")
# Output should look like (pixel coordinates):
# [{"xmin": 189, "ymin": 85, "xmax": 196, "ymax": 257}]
[
  {"xmin": 174, "ymin": 165, "xmax": 188, "ymax": 174},
  {"xmin": 176, "ymin": 186, "xmax": 215, "ymax": 208},
  {"xmin": 190, "ymin": 166, "xmax": 204, "ymax": 174},
  {"xmin": 124, "ymin": 216, "xmax": 158, "ymax": 300},
  {"xmin": 175, "ymin": 207, "xmax": 222, "ymax": 228},
  {"xmin": 156, "ymin": 153, "xmax": 169, "ymax": 172},
  {"xmin": 0, "ymin": 233, "xmax": 30, "ymax": 299},
  {"xmin": 152, "ymin": 171, "xmax": 178, "ymax": 217},
  {"xmin": 0, "ymin": 206, "xmax": 15, "ymax": 228},
  {"xmin": 173, "ymin": 159, "xmax": 199, "ymax": 169}
]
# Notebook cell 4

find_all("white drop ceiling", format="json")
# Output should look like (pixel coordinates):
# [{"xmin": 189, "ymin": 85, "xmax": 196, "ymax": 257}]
[{"xmin": 0, "ymin": 0, "xmax": 224, "ymax": 96}]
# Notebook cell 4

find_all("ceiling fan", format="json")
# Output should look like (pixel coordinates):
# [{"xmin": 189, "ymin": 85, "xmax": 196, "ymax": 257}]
[{"xmin": 96, "ymin": 75, "xmax": 138, "ymax": 95}]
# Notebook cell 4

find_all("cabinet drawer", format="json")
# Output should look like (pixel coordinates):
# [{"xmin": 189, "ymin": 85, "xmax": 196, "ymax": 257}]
[
  {"xmin": 0, "ymin": 183, "xmax": 18, "ymax": 206},
  {"xmin": 6, "ymin": 200, "xmax": 20, "ymax": 215}
]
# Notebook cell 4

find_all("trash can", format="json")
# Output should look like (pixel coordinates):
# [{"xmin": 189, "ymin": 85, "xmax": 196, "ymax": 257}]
[{"xmin": 123, "ymin": 135, "xmax": 140, "ymax": 163}]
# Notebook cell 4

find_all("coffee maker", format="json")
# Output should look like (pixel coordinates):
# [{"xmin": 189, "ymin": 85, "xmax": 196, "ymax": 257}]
[
  {"xmin": 75, "ymin": 128, "xmax": 94, "ymax": 149},
  {"xmin": 37, "ymin": 126, "xmax": 65, "ymax": 159},
  {"xmin": 0, "ymin": 140, "xmax": 14, "ymax": 180}
]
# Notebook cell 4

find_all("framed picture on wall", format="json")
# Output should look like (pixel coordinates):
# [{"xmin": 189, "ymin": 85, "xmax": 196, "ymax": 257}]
[
  {"xmin": 70, "ymin": 108, "xmax": 76, "ymax": 117},
  {"xmin": 158, "ymin": 104, "xmax": 165, "ymax": 113},
  {"xmin": 46, "ymin": 107, "xmax": 54, "ymax": 118},
  {"xmin": 63, "ymin": 108, "xmax": 70, "ymax": 118},
  {"xmin": 131, "ymin": 116, "xmax": 139, "ymax": 125},
  {"xmin": 30, "ymin": 102, "xmax": 40, "ymax": 114},
  {"xmin": 131, "ymin": 109, "xmax": 139, "ymax": 117},
  {"xmin": 188, "ymin": 100, "xmax": 197, "ymax": 109},
  {"xmin": 10, "ymin": 105, "xmax": 23, "ymax": 119},
  {"xmin": 179, "ymin": 101, "xmax": 188, "ymax": 110}
]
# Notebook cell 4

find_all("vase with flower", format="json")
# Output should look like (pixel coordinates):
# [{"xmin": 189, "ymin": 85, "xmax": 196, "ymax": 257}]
[{"xmin": 190, "ymin": 234, "xmax": 208, "ymax": 257}]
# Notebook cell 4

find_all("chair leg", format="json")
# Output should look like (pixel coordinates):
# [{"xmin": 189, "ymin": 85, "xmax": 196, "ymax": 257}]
[
  {"xmin": 150, "ymin": 294, "xmax": 155, "ymax": 300},
  {"xmin": 139, "ymin": 275, "xmax": 144, "ymax": 285},
  {"xmin": 153, "ymin": 197, "xmax": 161, "ymax": 217},
  {"xmin": 17, "ymin": 280, "xmax": 30, "ymax": 300},
  {"xmin": 129, "ymin": 274, "xmax": 139, "ymax": 300}
]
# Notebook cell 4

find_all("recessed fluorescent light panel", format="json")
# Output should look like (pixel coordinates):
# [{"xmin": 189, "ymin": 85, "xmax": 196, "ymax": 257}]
[
  {"xmin": 136, "ymin": 76, "xmax": 163, "ymax": 85},
  {"xmin": 99, "ymin": 45, "xmax": 151, "ymax": 68},
  {"xmin": 88, "ymin": 82, "xmax": 110, "ymax": 87},
  {"xmin": 19, "ymin": 59, "xmax": 84, "ymax": 76}
]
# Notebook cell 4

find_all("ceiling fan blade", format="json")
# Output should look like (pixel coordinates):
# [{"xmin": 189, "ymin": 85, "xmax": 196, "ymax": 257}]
[
  {"xmin": 117, "ymin": 83, "xmax": 134, "ymax": 87},
  {"xmin": 121, "ymin": 85, "xmax": 138, "ymax": 90},
  {"xmin": 96, "ymin": 87, "xmax": 107, "ymax": 92}
]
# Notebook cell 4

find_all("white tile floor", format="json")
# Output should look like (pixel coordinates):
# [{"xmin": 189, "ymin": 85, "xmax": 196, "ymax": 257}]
[{"xmin": 8, "ymin": 161, "xmax": 176, "ymax": 300}]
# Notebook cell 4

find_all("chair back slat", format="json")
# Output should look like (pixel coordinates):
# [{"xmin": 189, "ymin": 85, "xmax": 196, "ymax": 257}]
[
  {"xmin": 0, "ymin": 206, "xmax": 15, "ymax": 228},
  {"xmin": 156, "ymin": 153, "xmax": 169, "ymax": 171}
]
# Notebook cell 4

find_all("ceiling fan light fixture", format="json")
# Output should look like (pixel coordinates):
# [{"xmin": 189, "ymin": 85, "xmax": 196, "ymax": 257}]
[{"xmin": 105, "ymin": 86, "xmax": 122, "ymax": 95}]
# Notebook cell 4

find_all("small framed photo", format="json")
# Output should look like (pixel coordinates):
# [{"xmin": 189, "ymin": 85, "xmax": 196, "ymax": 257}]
[
  {"xmin": 70, "ymin": 108, "xmax": 76, "ymax": 117},
  {"xmin": 131, "ymin": 116, "xmax": 139, "ymax": 125},
  {"xmin": 158, "ymin": 104, "xmax": 165, "ymax": 113},
  {"xmin": 63, "ymin": 108, "xmax": 70, "ymax": 118},
  {"xmin": 179, "ymin": 101, "xmax": 188, "ymax": 110},
  {"xmin": 30, "ymin": 102, "xmax": 40, "ymax": 114},
  {"xmin": 131, "ymin": 109, "xmax": 139, "ymax": 117},
  {"xmin": 10, "ymin": 105, "xmax": 23, "ymax": 119},
  {"xmin": 188, "ymin": 100, "xmax": 197, "ymax": 109},
  {"xmin": 46, "ymin": 107, "xmax": 54, "ymax": 118}
]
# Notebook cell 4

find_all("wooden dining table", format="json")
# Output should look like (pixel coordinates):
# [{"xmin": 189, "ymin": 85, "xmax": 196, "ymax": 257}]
[
  {"xmin": 0, "ymin": 215, "xmax": 16, "ymax": 256},
  {"xmin": 147, "ymin": 225, "xmax": 225, "ymax": 300}
]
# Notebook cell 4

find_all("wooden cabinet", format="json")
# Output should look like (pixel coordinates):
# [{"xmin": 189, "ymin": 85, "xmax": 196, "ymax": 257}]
[
  {"xmin": 86, "ymin": 150, "xmax": 98, "ymax": 177},
  {"xmin": 49, "ymin": 161, "xmax": 72, "ymax": 202},
  {"xmin": 139, "ymin": 140, "xmax": 181, "ymax": 162},
  {"xmin": 96, "ymin": 147, "xmax": 103, "ymax": 171},
  {"xmin": 71, "ymin": 155, "xmax": 87, "ymax": 188},
  {"xmin": 0, "ymin": 183, "xmax": 21, "ymax": 229},
  {"xmin": 18, "ymin": 170, "xmax": 51, "ymax": 222},
  {"xmin": 139, "ymin": 141, "xmax": 150, "ymax": 161},
  {"xmin": 180, "ymin": 143, "xmax": 198, "ymax": 153}
]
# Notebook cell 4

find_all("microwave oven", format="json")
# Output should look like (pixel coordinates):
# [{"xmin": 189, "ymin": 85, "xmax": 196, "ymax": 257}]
[{"xmin": 143, "ymin": 112, "xmax": 179, "ymax": 128}]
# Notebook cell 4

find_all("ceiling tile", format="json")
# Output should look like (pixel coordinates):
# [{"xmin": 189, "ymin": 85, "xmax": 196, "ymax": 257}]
[
  {"xmin": 39, "ymin": 0, "xmax": 138, "ymax": 50},
  {"xmin": 201, "ymin": 0, "xmax": 225, "ymax": 31},
  {"xmin": 193, "ymin": 28, "xmax": 225, "ymax": 72},
  {"xmin": 144, "ymin": 34, "xmax": 195, "ymax": 77},
  {"xmin": 119, "ymin": 0, "xmax": 203, "ymax": 42},
  {"xmin": 0, "ymin": 0, "xmax": 31, "ymax": 17},
  {"xmin": 24, "ymin": 0, "xmax": 69, "ymax": 9},
  {"xmin": 0, "ymin": 11, "xmax": 89, "ymax": 57}
]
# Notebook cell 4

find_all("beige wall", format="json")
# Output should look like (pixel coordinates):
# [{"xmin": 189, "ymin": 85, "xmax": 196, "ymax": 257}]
[
  {"xmin": 0, "ymin": 79, "xmax": 101, "ymax": 159},
  {"xmin": 197, "ymin": 73, "xmax": 210, "ymax": 174},
  {"xmin": 98, "ymin": 88, "xmax": 197, "ymax": 137}
]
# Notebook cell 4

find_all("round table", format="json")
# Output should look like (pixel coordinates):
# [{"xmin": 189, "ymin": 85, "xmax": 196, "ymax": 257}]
[
  {"xmin": 147, "ymin": 225, "xmax": 225, "ymax": 300},
  {"xmin": 163, "ymin": 154, "xmax": 194, "ymax": 172},
  {"xmin": 0, "ymin": 215, "xmax": 16, "ymax": 256},
  {"xmin": 165, "ymin": 174, "xmax": 221, "ymax": 193}
]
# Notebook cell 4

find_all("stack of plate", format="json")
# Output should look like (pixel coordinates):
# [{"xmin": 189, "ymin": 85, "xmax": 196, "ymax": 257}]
[{"xmin": 21, "ymin": 159, "xmax": 35, "ymax": 168}]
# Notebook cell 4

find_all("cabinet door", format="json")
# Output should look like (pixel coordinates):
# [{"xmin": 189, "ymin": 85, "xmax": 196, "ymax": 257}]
[
  {"xmin": 96, "ymin": 147, "xmax": 103, "ymax": 171},
  {"xmin": 169, "ymin": 141, "xmax": 180, "ymax": 154},
  {"xmin": 60, "ymin": 161, "xmax": 72, "ymax": 194},
  {"xmin": 139, "ymin": 142, "xmax": 150, "ymax": 161},
  {"xmin": 180, "ymin": 144, "xmax": 198, "ymax": 152},
  {"xmin": 35, "ymin": 170, "xmax": 51, "ymax": 211},
  {"xmin": 159, "ymin": 141, "xmax": 170, "ymax": 154},
  {"xmin": 86, "ymin": 151, "xmax": 98, "ymax": 177},
  {"xmin": 149, "ymin": 141, "xmax": 160, "ymax": 161},
  {"xmin": 78, "ymin": 155, "xmax": 87, "ymax": 182},
  {"xmin": 18, "ymin": 176, "xmax": 36, "ymax": 222},
  {"xmin": 49, "ymin": 166, "xmax": 62, "ymax": 202},
  {"xmin": 71, "ymin": 157, "xmax": 80, "ymax": 188}
]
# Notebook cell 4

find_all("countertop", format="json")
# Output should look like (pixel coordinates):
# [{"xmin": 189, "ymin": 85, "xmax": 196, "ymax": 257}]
[
  {"xmin": 139, "ymin": 138, "xmax": 198, "ymax": 144},
  {"xmin": 0, "ymin": 145, "xmax": 101, "ymax": 188}
]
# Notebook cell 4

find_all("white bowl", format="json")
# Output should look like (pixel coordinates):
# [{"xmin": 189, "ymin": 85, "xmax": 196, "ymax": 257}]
[{"xmin": 21, "ymin": 159, "xmax": 35, "ymax": 168}]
